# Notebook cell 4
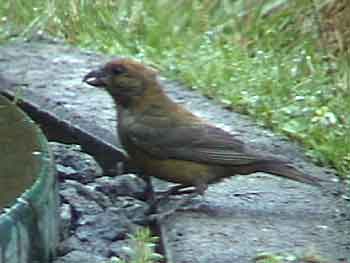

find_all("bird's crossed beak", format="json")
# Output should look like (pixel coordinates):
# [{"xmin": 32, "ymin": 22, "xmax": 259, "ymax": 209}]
[{"xmin": 83, "ymin": 68, "xmax": 107, "ymax": 87}]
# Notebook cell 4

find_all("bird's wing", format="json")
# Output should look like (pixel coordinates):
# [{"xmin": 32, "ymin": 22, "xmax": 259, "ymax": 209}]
[{"xmin": 126, "ymin": 119, "xmax": 261, "ymax": 166}]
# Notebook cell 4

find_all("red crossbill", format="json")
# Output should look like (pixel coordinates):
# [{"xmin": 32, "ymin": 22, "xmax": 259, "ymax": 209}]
[{"xmin": 83, "ymin": 59, "xmax": 322, "ymax": 198}]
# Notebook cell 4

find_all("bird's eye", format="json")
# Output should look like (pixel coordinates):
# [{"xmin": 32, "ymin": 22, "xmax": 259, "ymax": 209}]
[{"xmin": 111, "ymin": 66, "xmax": 125, "ymax": 75}]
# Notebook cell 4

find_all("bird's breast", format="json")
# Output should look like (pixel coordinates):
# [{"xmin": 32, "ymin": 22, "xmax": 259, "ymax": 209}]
[
  {"xmin": 116, "ymin": 107, "xmax": 230, "ymax": 187},
  {"xmin": 125, "ymin": 143, "xmax": 226, "ymax": 187}
]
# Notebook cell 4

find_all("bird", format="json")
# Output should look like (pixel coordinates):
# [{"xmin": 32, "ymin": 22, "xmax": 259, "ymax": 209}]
[{"xmin": 83, "ymin": 58, "xmax": 323, "ymax": 200}]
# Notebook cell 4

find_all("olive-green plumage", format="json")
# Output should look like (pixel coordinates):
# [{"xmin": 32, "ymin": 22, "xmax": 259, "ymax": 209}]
[{"xmin": 83, "ymin": 58, "xmax": 322, "ymax": 195}]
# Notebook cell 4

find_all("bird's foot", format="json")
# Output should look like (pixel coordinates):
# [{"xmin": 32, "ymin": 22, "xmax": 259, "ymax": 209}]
[
  {"xmin": 156, "ymin": 185, "xmax": 196, "ymax": 197},
  {"xmin": 148, "ymin": 200, "xmax": 214, "ymax": 222},
  {"xmin": 147, "ymin": 208, "xmax": 178, "ymax": 222},
  {"xmin": 148, "ymin": 192, "xmax": 201, "ymax": 222},
  {"xmin": 149, "ymin": 185, "xmax": 196, "ymax": 211}
]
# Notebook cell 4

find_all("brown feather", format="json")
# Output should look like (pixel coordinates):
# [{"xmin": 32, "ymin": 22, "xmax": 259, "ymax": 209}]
[{"xmin": 83, "ymin": 59, "xmax": 324, "ymax": 193}]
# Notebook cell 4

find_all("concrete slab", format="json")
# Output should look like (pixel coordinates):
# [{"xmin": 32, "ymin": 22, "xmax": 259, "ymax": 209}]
[
  {"xmin": 160, "ymin": 177, "xmax": 349, "ymax": 263},
  {"xmin": 0, "ymin": 41, "xmax": 126, "ymax": 172},
  {"xmin": 0, "ymin": 41, "xmax": 349, "ymax": 263},
  {"xmin": 153, "ymin": 83, "xmax": 350, "ymax": 263}
]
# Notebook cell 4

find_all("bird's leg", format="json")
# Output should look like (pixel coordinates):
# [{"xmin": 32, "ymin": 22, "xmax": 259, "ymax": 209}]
[{"xmin": 139, "ymin": 174, "xmax": 156, "ymax": 203}]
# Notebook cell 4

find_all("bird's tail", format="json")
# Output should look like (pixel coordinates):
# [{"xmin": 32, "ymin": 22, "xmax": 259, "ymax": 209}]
[{"xmin": 256, "ymin": 160, "xmax": 323, "ymax": 187}]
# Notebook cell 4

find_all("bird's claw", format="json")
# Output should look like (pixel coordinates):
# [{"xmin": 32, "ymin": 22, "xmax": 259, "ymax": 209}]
[
  {"xmin": 148, "ymin": 192, "xmax": 202, "ymax": 221},
  {"xmin": 147, "ymin": 209, "xmax": 175, "ymax": 222},
  {"xmin": 150, "ymin": 186, "xmax": 197, "ymax": 209}
]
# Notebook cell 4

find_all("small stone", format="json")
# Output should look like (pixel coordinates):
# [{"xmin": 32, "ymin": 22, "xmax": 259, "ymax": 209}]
[
  {"xmin": 60, "ymin": 203, "xmax": 73, "ymax": 240},
  {"xmin": 53, "ymin": 250, "xmax": 106, "ymax": 263},
  {"xmin": 60, "ymin": 182, "xmax": 103, "ymax": 217},
  {"xmin": 342, "ymin": 195, "xmax": 350, "ymax": 201},
  {"xmin": 75, "ymin": 207, "xmax": 137, "ymax": 242},
  {"xmin": 113, "ymin": 196, "xmax": 150, "ymax": 224},
  {"xmin": 91, "ymin": 174, "xmax": 147, "ymax": 200},
  {"xmin": 57, "ymin": 235, "xmax": 110, "ymax": 258},
  {"xmin": 57, "ymin": 235, "xmax": 84, "ymax": 256},
  {"xmin": 56, "ymin": 164, "xmax": 78, "ymax": 181},
  {"xmin": 50, "ymin": 142, "xmax": 103, "ymax": 183},
  {"xmin": 316, "ymin": 225, "xmax": 329, "ymax": 230},
  {"xmin": 63, "ymin": 180, "xmax": 112, "ymax": 209},
  {"xmin": 108, "ymin": 239, "xmax": 133, "ymax": 259}
]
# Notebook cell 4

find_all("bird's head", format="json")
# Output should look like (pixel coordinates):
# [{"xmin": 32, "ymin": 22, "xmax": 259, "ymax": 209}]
[{"xmin": 83, "ymin": 58, "xmax": 159, "ymax": 106}]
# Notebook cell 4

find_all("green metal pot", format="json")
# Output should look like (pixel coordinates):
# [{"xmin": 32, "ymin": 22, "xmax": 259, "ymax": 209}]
[{"xmin": 0, "ymin": 95, "xmax": 59, "ymax": 263}]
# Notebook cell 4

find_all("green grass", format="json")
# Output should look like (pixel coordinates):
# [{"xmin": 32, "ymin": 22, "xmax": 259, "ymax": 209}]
[
  {"xmin": 1, "ymin": 0, "xmax": 349, "ymax": 177},
  {"xmin": 254, "ymin": 249, "xmax": 328, "ymax": 263},
  {"xmin": 108, "ymin": 228, "xmax": 163, "ymax": 263}
]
